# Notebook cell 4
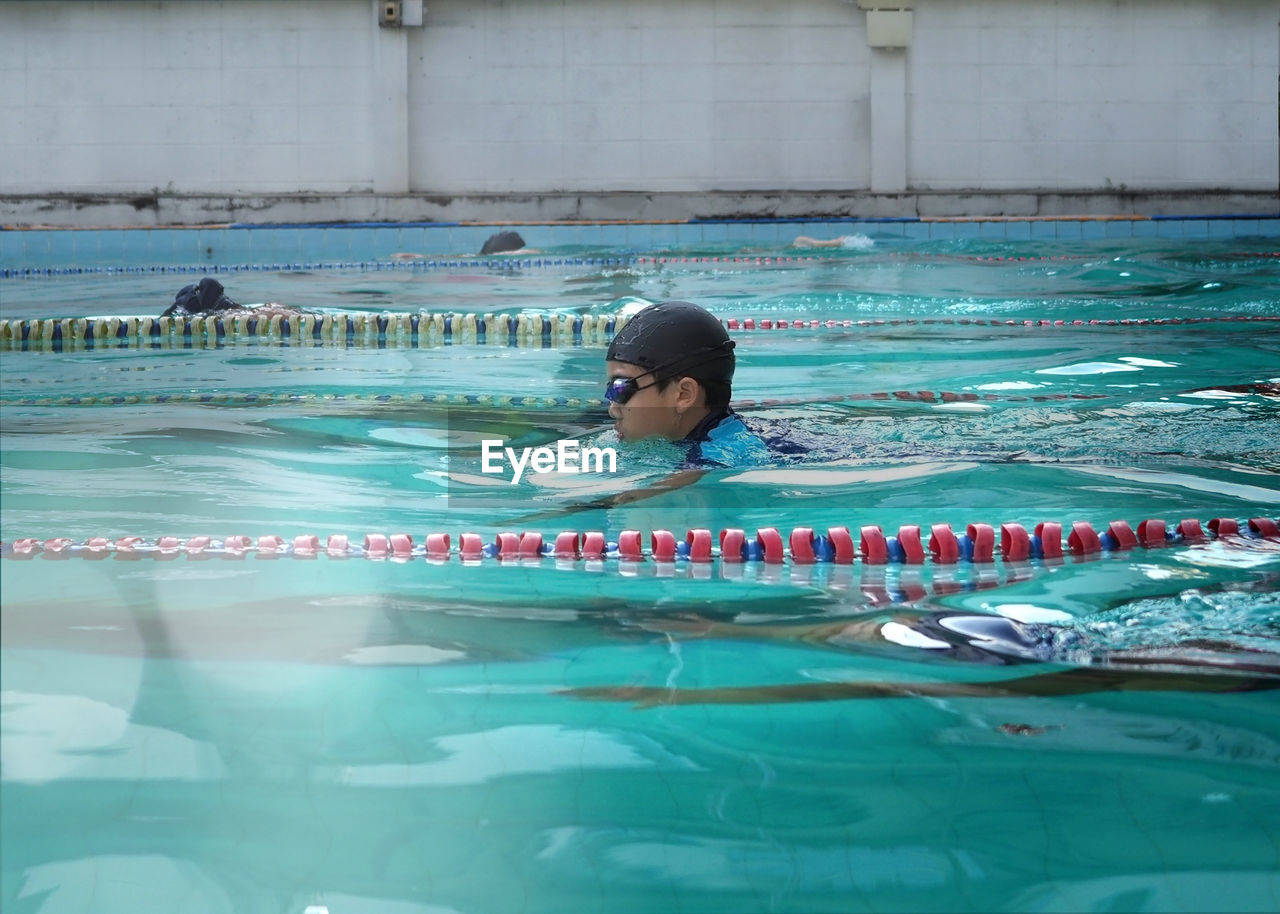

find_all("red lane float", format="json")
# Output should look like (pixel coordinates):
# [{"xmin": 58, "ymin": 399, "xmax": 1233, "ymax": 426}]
[
  {"xmin": 686, "ymin": 528, "xmax": 714, "ymax": 562},
  {"xmin": 860, "ymin": 525, "xmax": 888, "ymax": 564},
  {"xmin": 327, "ymin": 534, "xmax": 349, "ymax": 555},
  {"xmin": 293, "ymin": 534, "xmax": 319, "ymax": 556},
  {"xmin": 495, "ymin": 531, "xmax": 520, "ymax": 558},
  {"xmin": 1068, "ymin": 521, "xmax": 1101, "ymax": 555},
  {"xmin": 720, "ymin": 528, "xmax": 746, "ymax": 563},
  {"xmin": 618, "ymin": 530, "xmax": 644, "ymax": 560},
  {"xmin": 828, "ymin": 526, "xmax": 855, "ymax": 564},
  {"xmin": 582, "ymin": 531, "xmax": 606, "ymax": 559},
  {"xmin": 1250, "ymin": 518, "xmax": 1280, "ymax": 539},
  {"xmin": 224, "ymin": 535, "xmax": 251, "ymax": 554},
  {"xmin": 1177, "ymin": 519, "xmax": 1205, "ymax": 540},
  {"xmin": 1137, "ymin": 519, "xmax": 1167, "ymax": 547},
  {"xmin": 518, "ymin": 532, "xmax": 543, "ymax": 558},
  {"xmin": 757, "ymin": 527, "xmax": 785, "ymax": 564},
  {"xmin": 552, "ymin": 531, "xmax": 579, "ymax": 559},
  {"xmin": 898, "ymin": 525, "xmax": 925, "ymax": 564},
  {"xmin": 1209, "ymin": 517, "xmax": 1239, "ymax": 537},
  {"xmin": 1036, "ymin": 522, "xmax": 1064, "ymax": 559},
  {"xmin": 790, "ymin": 527, "xmax": 816, "ymax": 565},
  {"xmin": 967, "ymin": 523, "xmax": 995, "ymax": 562},
  {"xmin": 459, "ymin": 532, "xmax": 484, "ymax": 559},
  {"xmin": 929, "ymin": 524, "xmax": 959, "ymax": 564},
  {"xmin": 259, "ymin": 534, "xmax": 285, "ymax": 554},
  {"xmin": 1001, "ymin": 523, "xmax": 1030, "ymax": 562},
  {"xmin": 651, "ymin": 529, "xmax": 677, "ymax": 562},
  {"xmin": 426, "ymin": 533, "xmax": 451, "ymax": 559}
]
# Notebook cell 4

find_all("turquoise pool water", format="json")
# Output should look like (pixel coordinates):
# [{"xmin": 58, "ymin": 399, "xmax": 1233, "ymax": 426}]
[{"xmin": 2, "ymin": 225, "xmax": 1280, "ymax": 913}]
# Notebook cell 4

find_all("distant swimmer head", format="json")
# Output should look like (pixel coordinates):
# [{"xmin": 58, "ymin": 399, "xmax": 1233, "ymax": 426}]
[
  {"xmin": 479, "ymin": 231, "xmax": 526, "ymax": 255},
  {"xmin": 604, "ymin": 300, "xmax": 736, "ymax": 441}
]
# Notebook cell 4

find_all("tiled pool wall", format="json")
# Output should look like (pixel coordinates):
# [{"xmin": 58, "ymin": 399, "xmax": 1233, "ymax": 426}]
[{"xmin": 3, "ymin": 217, "xmax": 1279, "ymax": 269}]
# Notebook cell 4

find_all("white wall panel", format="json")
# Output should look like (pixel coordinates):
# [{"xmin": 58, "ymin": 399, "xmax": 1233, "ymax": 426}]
[{"xmin": 1, "ymin": 0, "xmax": 1275, "ymax": 198}]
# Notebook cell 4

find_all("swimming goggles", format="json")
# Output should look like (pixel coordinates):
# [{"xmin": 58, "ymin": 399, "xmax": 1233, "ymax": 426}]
[
  {"xmin": 604, "ymin": 342, "xmax": 735, "ymax": 406},
  {"xmin": 604, "ymin": 375, "xmax": 662, "ymax": 405}
]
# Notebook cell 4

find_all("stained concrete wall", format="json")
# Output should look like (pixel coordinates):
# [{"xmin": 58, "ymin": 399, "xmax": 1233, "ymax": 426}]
[{"xmin": 1, "ymin": 0, "xmax": 1276, "ymax": 224}]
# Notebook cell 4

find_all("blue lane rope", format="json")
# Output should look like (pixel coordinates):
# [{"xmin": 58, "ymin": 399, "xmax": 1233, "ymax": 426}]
[
  {"xmin": 4, "ymin": 249, "xmax": 1278, "ymax": 280},
  {"xmin": 0, "ymin": 386, "xmax": 1126, "ymax": 411},
  {"xmin": 0, "ymin": 257, "xmax": 656, "ymax": 278}
]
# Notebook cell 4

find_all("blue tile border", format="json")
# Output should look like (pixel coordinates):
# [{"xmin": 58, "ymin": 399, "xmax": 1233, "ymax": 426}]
[
  {"xmin": 2, "ymin": 216, "xmax": 1278, "ymax": 269},
  {"xmin": 0, "ymin": 229, "xmax": 23, "ymax": 265},
  {"xmin": 1180, "ymin": 220, "xmax": 1211, "ymax": 239}
]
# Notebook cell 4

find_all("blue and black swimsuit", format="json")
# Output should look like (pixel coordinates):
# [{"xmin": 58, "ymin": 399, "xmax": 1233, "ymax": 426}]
[{"xmin": 679, "ymin": 408, "xmax": 806, "ymax": 467}]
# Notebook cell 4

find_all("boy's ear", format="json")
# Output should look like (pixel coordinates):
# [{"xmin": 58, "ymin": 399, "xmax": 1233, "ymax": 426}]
[{"xmin": 676, "ymin": 376, "xmax": 704, "ymax": 408}]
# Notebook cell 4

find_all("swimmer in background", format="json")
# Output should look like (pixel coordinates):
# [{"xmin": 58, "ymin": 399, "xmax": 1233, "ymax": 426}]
[
  {"xmin": 791, "ymin": 234, "xmax": 875, "ymax": 250},
  {"xmin": 478, "ymin": 230, "xmax": 537, "ymax": 255},
  {"xmin": 391, "ymin": 230, "xmax": 539, "ymax": 261},
  {"xmin": 160, "ymin": 277, "xmax": 306, "ymax": 319}
]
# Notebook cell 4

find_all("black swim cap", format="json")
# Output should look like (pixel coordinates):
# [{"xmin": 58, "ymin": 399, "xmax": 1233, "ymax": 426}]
[
  {"xmin": 606, "ymin": 300, "xmax": 735, "ymax": 384},
  {"xmin": 161, "ymin": 277, "xmax": 239, "ymax": 317},
  {"xmin": 479, "ymin": 231, "xmax": 525, "ymax": 255}
]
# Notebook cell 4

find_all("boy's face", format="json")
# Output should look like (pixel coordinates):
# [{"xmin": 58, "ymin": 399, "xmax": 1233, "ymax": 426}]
[{"xmin": 605, "ymin": 359, "xmax": 685, "ymax": 442}]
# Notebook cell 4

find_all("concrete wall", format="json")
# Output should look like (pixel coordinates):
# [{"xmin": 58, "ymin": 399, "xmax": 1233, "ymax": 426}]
[
  {"xmin": 409, "ymin": 0, "xmax": 871, "ymax": 194},
  {"xmin": 1, "ymin": 0, "xmax": 1276, "ymax": 224},
  {"xmin": 908, "ymin": 2, "xmax": 1277, "ymax": 193},
  {"xmin": 1, "ymin": 0, "xmax": 377, "ymax": 195}
]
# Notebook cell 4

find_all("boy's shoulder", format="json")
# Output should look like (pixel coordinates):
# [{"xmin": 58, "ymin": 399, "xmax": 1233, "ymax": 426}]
[{"xmin": 687, "ymin": 411, "xmax": 775, "ymax": 467}]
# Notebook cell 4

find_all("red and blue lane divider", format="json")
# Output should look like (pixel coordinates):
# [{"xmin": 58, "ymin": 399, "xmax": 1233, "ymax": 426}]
[{"xmin": 3, "ymin": 517, "xmax": 1277, "ymax": 562}]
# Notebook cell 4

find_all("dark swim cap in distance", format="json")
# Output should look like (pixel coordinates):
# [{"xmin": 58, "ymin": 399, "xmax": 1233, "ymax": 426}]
[
  {"xmin": 479, "ymin": 231, "xmax": 526, "ymax": 254},
  {"xmin": 605, "ymin": 300, "xmax": 736, "ymax": 385}
]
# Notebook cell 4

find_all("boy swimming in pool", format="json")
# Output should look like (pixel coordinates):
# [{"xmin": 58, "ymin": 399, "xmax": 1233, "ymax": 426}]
[
  {"xmin": 604, "ymin": 300, "xmax": 785, "ymax": 467},
  {"xmin": 516, "ymin": 301, "xmax": 787, "ymax": 520}
]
